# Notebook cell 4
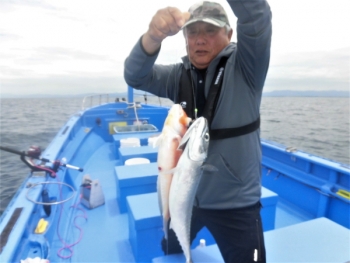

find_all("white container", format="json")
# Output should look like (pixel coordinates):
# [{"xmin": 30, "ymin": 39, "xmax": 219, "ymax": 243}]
[
  {"xmin": 125, "ymin": 158, "xmax": 150, "ymax": 166},
  {"xmin": 196, "ymin": 239, "xmax": 206, "ymax": 249},
  {"xmin": 147, "ymin": 135, "xmax": 160, "ymax": 147},
  {"xmin": 120, "ymin": 138, "xmax": 140, "ymax": 148}
]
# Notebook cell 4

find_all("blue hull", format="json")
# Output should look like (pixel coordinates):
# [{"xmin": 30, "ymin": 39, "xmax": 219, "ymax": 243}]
[{"xmin": 0, "ymin": 102, "xmax": 349, "ymax": 262}]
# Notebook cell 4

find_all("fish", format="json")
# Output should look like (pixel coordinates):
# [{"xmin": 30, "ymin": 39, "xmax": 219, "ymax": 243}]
[
  {"xmin": 155, "ymin": 104, "xmax": 191, "ymax": 240},
  {"xmin": 168, "ymin": 117, "xmax": 214, "ymax": 263}
]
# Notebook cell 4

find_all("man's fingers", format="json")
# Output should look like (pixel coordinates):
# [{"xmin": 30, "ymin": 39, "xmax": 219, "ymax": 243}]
[
  {"xmin": 147, "ymin": 7, "xmax": 190, "ymax": 43},
  {"xmin": 142, "ymin": 6, "xmax": 188, "ymax": 54},
  {"xmin": 167, "ymin": 8, "xmax": 190, "ymax": 28},
  {"xmin": 181, "ymin": 12, "xmax": 191, "ymax": 27},
  {"xmin": 167, "ymin": 7, "xmax": 185, "ymax": 28}
]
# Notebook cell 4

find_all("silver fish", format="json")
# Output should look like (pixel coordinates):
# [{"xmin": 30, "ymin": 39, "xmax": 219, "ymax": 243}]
[{"xmin": 169, "ymin": 117, "xmax": 213, "ymax": 263}]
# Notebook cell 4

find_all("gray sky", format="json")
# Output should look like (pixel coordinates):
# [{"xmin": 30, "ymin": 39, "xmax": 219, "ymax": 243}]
[{"xmin": 0, "ymin": 0, "xmax": 349, "ymax": 97}]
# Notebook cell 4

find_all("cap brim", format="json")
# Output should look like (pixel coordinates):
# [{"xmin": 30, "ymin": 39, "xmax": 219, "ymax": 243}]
[{"xmin": 181, "ymin": 18, "xmax": 226, "ymax": 29}]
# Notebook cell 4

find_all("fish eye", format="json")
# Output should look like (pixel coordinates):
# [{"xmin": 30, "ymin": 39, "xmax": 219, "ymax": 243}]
[{"xmin": 204, "ymin": 133, "xmax": 210, "ymax": 141}]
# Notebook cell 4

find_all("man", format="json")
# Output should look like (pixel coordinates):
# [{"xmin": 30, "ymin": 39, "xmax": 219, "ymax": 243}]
[{"xmin": 124, "ymin": 1, "xmax": 272, "ymax": 262}]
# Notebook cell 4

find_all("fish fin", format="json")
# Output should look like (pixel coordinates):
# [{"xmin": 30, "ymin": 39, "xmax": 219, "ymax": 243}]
[
  {"xmin": 159, "ymin": 167, "xmax": 177, "ymax": 176},
  {"xmin": 179, "ymin": 114, "xmax": 192, "ymax": 127},
  {"xmin": 177, "ymin": 135, "xmax": 189, "ymax": 150},
  {"xmin": 153, "ymin": 134, "xmax": 162, "ymax": 148},
  {"xmin": 167, "ymin": 134, "xmax": 182, "ymax": 150},
  {"xmin": 186, "ymin": 117, "xmax": 192, "ymax": 127},
  {"xmin": 178, "ymin": 119, "xmax": 198, "ymax": 149},
  {"xmin": 158, "ymin": 133, "xmax": 181, "ymax": 150},
  {"xmin": 201, "ymin": 164, "xmax": 218, "ymax": 172},
  {"xmin": 173, "ymin": 134, "xmax": 182, "ymax": 145}
]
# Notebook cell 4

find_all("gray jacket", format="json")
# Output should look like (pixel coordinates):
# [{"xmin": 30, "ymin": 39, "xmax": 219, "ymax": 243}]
[{"xmin": 124, "ymin": 0, "xmax": 272, "ymax": 209}]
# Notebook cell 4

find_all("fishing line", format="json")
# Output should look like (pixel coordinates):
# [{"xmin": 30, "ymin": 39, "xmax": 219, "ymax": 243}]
[
  {"xmin": 183, "ymin": 28, "xmax": 198, "ymax": 120},
  {"xmin": 159, "ymin": 28, "xmax": 187, "ymax": 110},
  {"xmin": 25, "ymin": 181, "xmax": 75, "ymax": 205},
  {"xmin": 53, "ymin": 173, "xmax": 87, "ymax": 259},
  {"xmin": 161, "ymin": 25, "xmax": 194, "ymax": 257},
  {"xmin": 126, "ymin": 102, "xmax": 142, "ymax": 131},
  {"xmin": 56, "ymin": 193, "xmax": 87, "ymax": 259},
  {"xmin": 132, "ymin": 103, "xmax": 140, "ymax": 125}
]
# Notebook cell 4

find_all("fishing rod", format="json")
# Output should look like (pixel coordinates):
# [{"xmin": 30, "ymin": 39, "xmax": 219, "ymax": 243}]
[{"xmin": 0, "ymin": 145, "xmax": 83, "ymax": 177}]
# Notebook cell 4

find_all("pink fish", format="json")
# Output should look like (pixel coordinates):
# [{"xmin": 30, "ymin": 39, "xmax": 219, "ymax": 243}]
[{"xmin": 155, "ymin": 104, "xmax": 191, "ymax": 239}]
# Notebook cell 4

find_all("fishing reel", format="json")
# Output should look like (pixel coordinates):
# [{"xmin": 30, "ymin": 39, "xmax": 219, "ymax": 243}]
[
  {"xmin": 0, "ymin": 145, "xmax": 83, "ymax": 178},
  {"xmin": 27, "ymin": 145, "xmax": 41, "ymax": 158},
  {"xmin": 20, "ymin": 145, "xmax": 60, "ymax": 178}
]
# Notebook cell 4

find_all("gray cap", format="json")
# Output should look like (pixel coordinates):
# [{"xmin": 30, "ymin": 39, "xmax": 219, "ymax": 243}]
[{"xmin": 182, "ymin": 1, "xmax": 230, "ymax": 28}]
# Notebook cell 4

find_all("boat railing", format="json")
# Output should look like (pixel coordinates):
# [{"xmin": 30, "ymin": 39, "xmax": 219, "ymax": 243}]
[
  {"xmin": 81, "ymin": 90, "xmax": 173, "ymax": 110},
  {"xmin": 81, "ymin": 94, "xmax": 126, "ymax": 110}
]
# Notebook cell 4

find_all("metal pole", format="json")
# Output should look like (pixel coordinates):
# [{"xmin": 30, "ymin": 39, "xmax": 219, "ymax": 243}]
[{"xmin": 128, "ymin": 86, "xmax": 134, "ymax": 103}]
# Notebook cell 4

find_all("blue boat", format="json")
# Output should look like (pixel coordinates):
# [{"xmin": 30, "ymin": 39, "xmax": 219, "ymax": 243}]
[{"xmin": 0, "ymin": 89, "xmax": 349, "ymax": 263}]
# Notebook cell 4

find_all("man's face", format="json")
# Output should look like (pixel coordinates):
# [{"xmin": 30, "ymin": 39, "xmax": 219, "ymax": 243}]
[{"xmin": 184, "ymin": 22, "xmax": 232, "ymax": 69}]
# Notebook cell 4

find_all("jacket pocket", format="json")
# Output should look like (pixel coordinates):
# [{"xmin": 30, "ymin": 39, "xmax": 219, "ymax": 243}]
[{"xmin": 205, "ymin": 153, "xmax": 243, "ymax": 184}]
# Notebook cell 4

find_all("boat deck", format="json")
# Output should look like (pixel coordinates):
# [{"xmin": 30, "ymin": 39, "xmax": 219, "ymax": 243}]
[
  {"xmin": 47, "ymin": 141, "xmax": 348, "ymax": 262},
  {"xmin": 153, "ymin": 218, "xmax": 350, "ymax": 263},
  {"xmin": 57, "ymin": 143, "xmax": 134, "ymax": 262}
]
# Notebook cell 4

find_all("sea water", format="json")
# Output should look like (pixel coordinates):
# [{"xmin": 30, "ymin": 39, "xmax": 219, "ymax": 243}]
[{"xmin": 0, "ymin": 96, "xmax": 349, "ymax": 215}]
